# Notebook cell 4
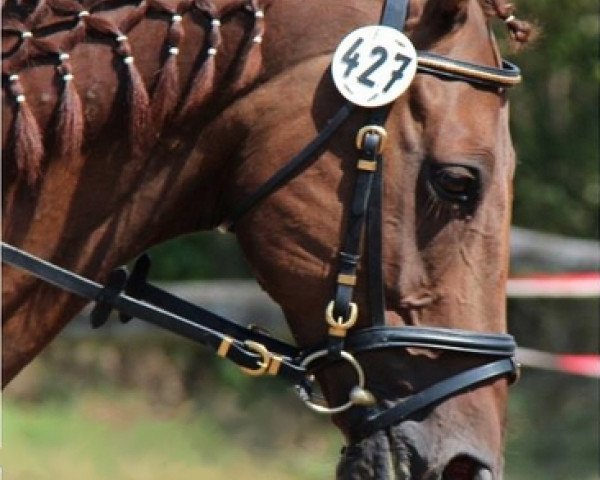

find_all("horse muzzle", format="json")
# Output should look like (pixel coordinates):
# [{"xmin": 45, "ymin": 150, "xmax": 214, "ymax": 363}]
[{"xmin": 337, "ymin": 420, "xmax": 500, "ymax": 480}]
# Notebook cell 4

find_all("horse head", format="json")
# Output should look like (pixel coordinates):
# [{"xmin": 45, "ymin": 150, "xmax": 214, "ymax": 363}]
[
  {"xmin": 2, "ymin": 0, "xmax": 533, "ymax": 478},
  {"xmin": 222, "ymin": 1, "xmax": 532, "ymax": 477}
]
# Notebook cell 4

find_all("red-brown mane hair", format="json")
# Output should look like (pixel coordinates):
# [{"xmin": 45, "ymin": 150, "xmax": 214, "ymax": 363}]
[{"xmin": 2, "ymin": 0, "xmax": 268, "ymax": 184}]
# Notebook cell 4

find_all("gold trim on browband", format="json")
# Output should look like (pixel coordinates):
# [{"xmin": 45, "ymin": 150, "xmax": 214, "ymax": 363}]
[{"xmin": 417, "ymin": 55, "xmax": 522, "ymax": 87}]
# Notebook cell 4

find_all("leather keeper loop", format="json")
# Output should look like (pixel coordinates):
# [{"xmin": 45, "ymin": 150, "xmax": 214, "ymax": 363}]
[
  {"xmin": 329, "ymin": 326, "xmax": 350, "ymax": 338},
  {"xmin": 337, "ymin": 273, "xmax": 357, "ymax": 286},
  {"xmin": 217, "ymin": 336, "xmax": 234, "ymax": 357},
  {"xmin": 357, "ymin": 159, "xmax": 377, "ymax": 171}
]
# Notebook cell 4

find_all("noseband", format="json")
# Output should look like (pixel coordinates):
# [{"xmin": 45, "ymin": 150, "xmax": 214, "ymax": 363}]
[{"xmin": 2, "ymin": 0, "xmax": 519, "ymax": 442}]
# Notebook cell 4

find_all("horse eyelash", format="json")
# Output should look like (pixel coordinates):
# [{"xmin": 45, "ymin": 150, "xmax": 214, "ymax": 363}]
[
  {"xmin": 424, "ymin": 184, "xmax": 451, "ymax": 219},
  {"xmin": 423, "ymin": 180, "xmax": 468, "ymax": 221}
]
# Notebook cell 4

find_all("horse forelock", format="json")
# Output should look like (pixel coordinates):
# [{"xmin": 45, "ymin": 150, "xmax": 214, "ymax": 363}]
[
  {"xmin": 2, "ymin": 0, "xmax": 269, "ymax": 185},
  {"xmin": 476, "ymin": 0, "xmax": 536, "ymax": 45}
]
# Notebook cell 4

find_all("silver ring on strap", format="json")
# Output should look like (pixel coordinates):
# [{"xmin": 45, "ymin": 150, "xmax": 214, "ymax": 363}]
[{"xmin": 296, "ymin": 350, "xmax": 367, "ymax": 414}]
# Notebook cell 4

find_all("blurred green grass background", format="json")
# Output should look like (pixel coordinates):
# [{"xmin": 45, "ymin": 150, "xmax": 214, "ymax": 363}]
[
  {"xmin": 2, "ymin": 392, "xmax": 339, "ymax": 480},
  {"xmin": 1, "ymin": 337, "xmax": 342, "ymax": 480}
]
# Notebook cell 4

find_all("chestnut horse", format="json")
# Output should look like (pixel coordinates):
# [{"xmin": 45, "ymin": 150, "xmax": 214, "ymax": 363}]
[{"xmin": 2, "ymin": 0, "xmax": 533, "ymax": 478}]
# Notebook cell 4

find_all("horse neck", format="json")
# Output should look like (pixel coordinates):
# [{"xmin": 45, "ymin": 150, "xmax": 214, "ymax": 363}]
[{"xmin": 1, "ymin": 0, "xmax": 277, "ymax": 386}]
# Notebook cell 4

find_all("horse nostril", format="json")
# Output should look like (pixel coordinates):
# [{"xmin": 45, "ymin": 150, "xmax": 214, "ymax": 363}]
[{"xmin": 442, "ymin": 455, "xmax": 493, "ymax": 480}]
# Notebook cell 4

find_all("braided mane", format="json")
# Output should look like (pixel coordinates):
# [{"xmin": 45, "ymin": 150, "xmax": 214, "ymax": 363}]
[
  {"xmin": 2, "ymin": 0, "xmax": 268, "ymax": 185},
  {"xmin": 478, "ymin": 0, "xmax": 535, "ymax": 45}
]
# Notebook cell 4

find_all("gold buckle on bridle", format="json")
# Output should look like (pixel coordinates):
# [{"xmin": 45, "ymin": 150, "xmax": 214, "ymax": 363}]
[
  {"xmin": 217, "ymin": 337, "xmax": 282, "ymax": 377},
  {"xmin": 240, "ymin": 340, "xmax": 282, "ymax": 377},
  {"xmin": 355, "ymin": 125, "xmax": 388, "ymax": 154},
  {"xmin": 325, "ymin": 301, "xmax": 358, "ymax": 338}
]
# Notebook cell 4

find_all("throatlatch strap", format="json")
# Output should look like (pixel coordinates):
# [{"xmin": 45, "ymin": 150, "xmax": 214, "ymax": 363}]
[{"xmin": 222, "ymin": 102, "xmax": 355, "ymax": 230}]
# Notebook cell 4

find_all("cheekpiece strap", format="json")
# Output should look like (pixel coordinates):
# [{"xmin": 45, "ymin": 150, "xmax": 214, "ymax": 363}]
[{"xmin": 326, "ymin": 0, "xmax": 409, "ymax": 351}]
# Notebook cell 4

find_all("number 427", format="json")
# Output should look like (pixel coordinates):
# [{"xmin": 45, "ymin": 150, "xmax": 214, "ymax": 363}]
[{"xmin": 341, "ymin": 37, "xmax": 412, "ymax": 93}]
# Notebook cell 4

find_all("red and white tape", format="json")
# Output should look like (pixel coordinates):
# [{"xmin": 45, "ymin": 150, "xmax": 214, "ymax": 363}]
[
  {"xmin": 517, "ymin": 347, "xmax": 600, "ymax": 378},
  {"xmin": 507, "ymin": 272, "xmax": 599, "ymax": 377},
  {"xmin": 507, "ymin": 272, "xmax": 600, "ymax": 298}
]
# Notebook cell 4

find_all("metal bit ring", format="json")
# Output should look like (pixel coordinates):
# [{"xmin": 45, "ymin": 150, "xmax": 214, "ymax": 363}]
[{"xmin": 297, "ymin": 349, "xmax": 367, "ymax": 414}]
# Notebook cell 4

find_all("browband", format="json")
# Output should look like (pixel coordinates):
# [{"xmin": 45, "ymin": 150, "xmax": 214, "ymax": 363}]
[{"xmin": 417, "ymin": 51, "xmax": 522, "ymax": 88}]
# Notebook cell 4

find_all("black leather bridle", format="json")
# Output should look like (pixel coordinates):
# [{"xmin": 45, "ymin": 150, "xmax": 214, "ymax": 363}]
[{"xmin": 2, "ymin": 0, "xmax": 520, "ymax": 442}]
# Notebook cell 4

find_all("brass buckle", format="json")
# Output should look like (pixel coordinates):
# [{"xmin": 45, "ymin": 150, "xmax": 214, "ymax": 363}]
[
  {"xmin": 240, "ymin": 340, "xmax": 282, "ymax": 377},
  {"xmin": 355, "ymin": 125, "xmax": 388, "ymax": 154},
  {"xmin": 217, "ymin": 338, "xmax": 282, "ymax": 377},
  {"xmin": 325, "ymin": 301, "xmax": 358, "ymax": 338}
]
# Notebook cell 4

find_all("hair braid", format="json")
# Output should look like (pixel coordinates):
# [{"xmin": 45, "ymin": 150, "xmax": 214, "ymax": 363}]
[{"xmin": 480, "ymin": 0, "xmax": 537, "ymax": 46}]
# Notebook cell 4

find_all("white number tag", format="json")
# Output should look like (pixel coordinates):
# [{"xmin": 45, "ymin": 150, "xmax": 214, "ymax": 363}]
[{"xmin": 331, "ymin": 25, "xmax": 418, "ymax": 108}]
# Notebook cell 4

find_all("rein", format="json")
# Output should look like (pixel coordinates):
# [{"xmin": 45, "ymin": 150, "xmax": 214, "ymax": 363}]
[
  {"xmin": 2, "ymin": 0, "xmax": 520, "ymax": 442},
  {"xmin": 1, "ymin": 242, "xmax": 517, "ymax": 440}
]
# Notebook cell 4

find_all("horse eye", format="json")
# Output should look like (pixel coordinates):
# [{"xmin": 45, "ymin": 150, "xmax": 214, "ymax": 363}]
[{"xmin": 427, "ymin": 164, "xmax": 481, "ymax": 204}]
